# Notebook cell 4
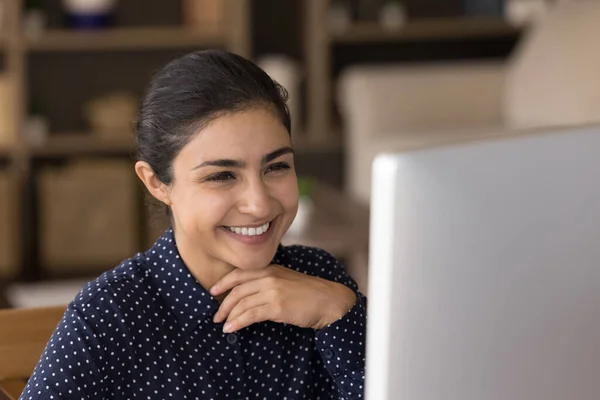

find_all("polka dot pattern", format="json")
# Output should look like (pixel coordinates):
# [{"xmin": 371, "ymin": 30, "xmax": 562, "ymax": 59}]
[{"xmin": 21, "ymin": 229, "xmax": 367, "ymax": 399}]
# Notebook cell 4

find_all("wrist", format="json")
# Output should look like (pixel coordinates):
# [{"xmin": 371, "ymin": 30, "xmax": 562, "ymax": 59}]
[{"xmin": 315, "ymin": 282, "xmax": 357, "ymax": 330}]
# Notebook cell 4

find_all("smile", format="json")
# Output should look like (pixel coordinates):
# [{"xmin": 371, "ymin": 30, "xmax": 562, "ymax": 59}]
[{"xmin": 224, "ymin": 221, "xmax": 271, "ymax": 237}]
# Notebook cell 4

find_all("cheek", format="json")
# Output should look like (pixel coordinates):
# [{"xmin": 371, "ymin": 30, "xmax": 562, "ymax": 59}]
[{"xmin": 170, "ymin": 185, "xmax": 232, "ymax": 231}]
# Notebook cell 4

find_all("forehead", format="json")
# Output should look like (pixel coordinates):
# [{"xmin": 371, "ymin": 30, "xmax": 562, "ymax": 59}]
[{"xmin": 183, "ymin": 109, "xmax": 290, "ymax": 159}]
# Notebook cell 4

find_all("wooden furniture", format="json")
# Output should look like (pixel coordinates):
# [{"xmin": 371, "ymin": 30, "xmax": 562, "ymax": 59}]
[
  {"xmin": 0, "ymin": 0, "xmax": 251, "ymax": 280},
  {"xmin": 302, "ymin": 0, "xmax": 520, "ymax": 147},
  {"xmin": 0, "ymin": 305, "xmax": 66, "ymax": 400},
  {"xmin": 282, "ymin": 182, "xmax": 370, "ymax": 294}
]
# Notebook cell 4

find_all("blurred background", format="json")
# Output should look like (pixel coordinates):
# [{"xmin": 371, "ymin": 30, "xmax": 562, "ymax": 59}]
[{"xmin": 0, "ymin": 0, "xmax": 597, "ymax": 308}]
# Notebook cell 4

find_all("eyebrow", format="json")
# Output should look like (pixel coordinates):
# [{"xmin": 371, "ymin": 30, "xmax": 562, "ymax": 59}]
[{"xmin": 191, "ymin": 146, "xmax": 294, "ymax": 170}]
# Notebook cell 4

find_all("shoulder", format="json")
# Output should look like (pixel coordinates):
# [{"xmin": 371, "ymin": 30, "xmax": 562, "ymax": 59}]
[
  {"xmin": 70, "ymin": 252, "xmax": 154, "ymax": 313},
  {"xmin": 277, "ymin": 244, "xmax": 339, "ymax": 268},
  {"xmin": 276, "ymin": 244, "xmax": 356, "ymax": 286}
]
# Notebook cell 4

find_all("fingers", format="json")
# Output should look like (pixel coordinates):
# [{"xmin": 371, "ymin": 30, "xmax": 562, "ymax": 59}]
[
  {"xmin": 224, "ymin": 303, "xmax": 280, "ymax": 333},
  {"xmin": 213, "ymin": 280, "xmax": 262, "ymax": 323},
  {"xmin": 224, "ymin": 293, "xmax": 269, "ymax": 328},
  {"xmin": 210, "ymin": 266, "xmax": 277, "ymax": 297}
]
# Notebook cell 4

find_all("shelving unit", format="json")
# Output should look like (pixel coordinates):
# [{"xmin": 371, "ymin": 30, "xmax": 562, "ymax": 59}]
[
  {"xmin": 303, "ymin": 0, "xmax": 521, "ymax": 145},
  {"xmin": 0, "ymin": 0, "xmax": 252, "ymax": 280}
]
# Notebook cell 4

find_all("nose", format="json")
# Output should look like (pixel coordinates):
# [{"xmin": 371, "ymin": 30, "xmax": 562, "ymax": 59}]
[{"xmin": 237, "ymin": 179, "xmax": 271, "ymax": 219}]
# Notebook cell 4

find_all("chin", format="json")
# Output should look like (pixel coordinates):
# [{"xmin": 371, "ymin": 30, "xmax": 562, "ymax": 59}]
[
  {"xmin": 239, "ymin": 241, "xmax": 281, "ymax": 269},
  {"xmin": 233, "ymin": 255, "xmax": 276, "ymax": 270}
]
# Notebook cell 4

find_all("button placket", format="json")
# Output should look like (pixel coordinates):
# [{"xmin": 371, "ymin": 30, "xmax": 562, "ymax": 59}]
[
  {"xmin": 226, "ymin": 332, "xmax": 239, "ymax": 345},
  {"xmin": 226, "ymin": 331, "xmax": 246, "ymax": 399}
]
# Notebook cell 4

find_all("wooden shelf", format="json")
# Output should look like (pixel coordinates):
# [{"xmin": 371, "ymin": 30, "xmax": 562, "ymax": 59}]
[
  {"xmin": 330, "ymin": 17, "xmax": 520, "ymax": 44},
  {"xmin": 30, "ymin": 134, "xmax": 133, "ymax": 158},
  {"xmin": 26, "ymin": 26, "xmax": 227, "ymax": 52}
]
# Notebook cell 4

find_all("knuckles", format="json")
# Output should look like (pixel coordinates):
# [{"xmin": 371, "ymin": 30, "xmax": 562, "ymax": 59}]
[
  {"xmin": 263, "ymin": 275, "xmax": 279, "ymax": 287},
  {"xmin": 237, "ymin": 296, "xmax": 250, "ymax": 310}
]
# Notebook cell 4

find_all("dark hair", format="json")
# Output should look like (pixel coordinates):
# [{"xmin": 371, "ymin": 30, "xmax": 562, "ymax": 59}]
[{"xmin": 135, "ymin": 49, "xmax": 292, "ymax": 186}]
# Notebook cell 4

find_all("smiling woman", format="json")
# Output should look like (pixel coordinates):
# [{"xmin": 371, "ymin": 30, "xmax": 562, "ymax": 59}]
[
  {"xmin": 20, "ymin": 50, "xmax": 367, "ymax": 400},
  {"xmin": 137, "ymin": 108, "xmax": 299, "ymax": 287}
]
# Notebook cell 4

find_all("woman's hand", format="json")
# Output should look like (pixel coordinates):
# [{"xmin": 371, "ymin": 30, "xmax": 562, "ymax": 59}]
[{"xmin": 210, "ymin": 264, "xmax": 357, "ymax": 333}]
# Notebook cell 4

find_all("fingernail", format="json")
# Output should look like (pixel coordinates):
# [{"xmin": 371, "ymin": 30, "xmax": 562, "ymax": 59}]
[
  {"xmin": 223, "ymin": 323, "xmax": 232, "ymax": 333},
  {"xmin": 213, "ymin": 313, "xmax": 219, "ymax": 323},
  {"xmin": 210, "ymin": 286, "xmax": 217, "ymax": 295}
]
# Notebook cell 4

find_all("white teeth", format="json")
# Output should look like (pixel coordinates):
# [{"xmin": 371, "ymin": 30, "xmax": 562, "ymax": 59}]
[{"xmin": 227, "ymin": 222, "xmax": 270, "ymax": 237}]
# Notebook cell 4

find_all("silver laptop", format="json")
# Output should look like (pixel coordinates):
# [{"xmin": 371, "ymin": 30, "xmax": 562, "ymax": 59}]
[{"xmin": 366, "ymin": 126, "xmax": 600, "ymax": 400}]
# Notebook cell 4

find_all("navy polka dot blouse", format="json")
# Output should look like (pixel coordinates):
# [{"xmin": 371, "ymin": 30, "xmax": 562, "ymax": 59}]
[{"xmin": 21, "ymin": 229, "xmax": 367, "ymax": 399}]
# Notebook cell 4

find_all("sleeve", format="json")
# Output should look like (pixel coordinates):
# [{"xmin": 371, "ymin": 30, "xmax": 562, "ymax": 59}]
[
  {"xmin": 313, "ymin": 250, "xmax": 368, "ymax": 400},
  {"xmin": 19, "ymin": 304, "xmax": 108, "ymax": 400}
]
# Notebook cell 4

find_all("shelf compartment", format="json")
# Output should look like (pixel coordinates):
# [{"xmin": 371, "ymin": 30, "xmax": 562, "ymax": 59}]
[{"xmin": 37, "ymin": 159, "xmax": 139, "ymax": 274}]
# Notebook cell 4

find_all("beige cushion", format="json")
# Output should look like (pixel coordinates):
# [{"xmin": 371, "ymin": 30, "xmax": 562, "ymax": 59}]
[
  {"xmin": 505, "ymin": 1, "xmax": 600, "ymax": 129},
  {"xmin": 339, "ymin": 62, "xmax": 505, "ymax": 138}
]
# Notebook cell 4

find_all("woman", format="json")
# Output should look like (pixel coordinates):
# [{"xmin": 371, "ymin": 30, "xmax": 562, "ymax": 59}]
[{"xmin": 21, "ymin": 50, "xmax": 367, "ymax": 400}]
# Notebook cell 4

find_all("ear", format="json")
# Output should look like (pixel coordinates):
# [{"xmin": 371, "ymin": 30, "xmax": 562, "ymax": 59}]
[{"xmin": 135, "ymin": 161, "xmax": 171, "ymax": 206}]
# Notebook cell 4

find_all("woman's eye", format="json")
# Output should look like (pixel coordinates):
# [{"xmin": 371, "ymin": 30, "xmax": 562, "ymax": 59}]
[
  {"xmin": 205, "ymin": 171, "xmax": 236, "ymax": 182},
  {"xmin": 266, "ymin": 162, "xmax": 290, "ymax": 174}
]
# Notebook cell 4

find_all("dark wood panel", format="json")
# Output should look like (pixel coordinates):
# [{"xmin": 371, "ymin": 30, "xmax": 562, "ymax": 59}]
[
  {"xmin": 28, "ymin": 50, "xmax": 201, "ymax": 133},
  {"xmin": 294, "ymin": 148, "xmax": 345, "ymax": 190},
  {"xmin": 253, "ymin": 0, "xmax": 302, "ymax": 58}
]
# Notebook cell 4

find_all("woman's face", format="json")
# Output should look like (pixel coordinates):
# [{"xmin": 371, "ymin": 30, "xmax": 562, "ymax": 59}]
[{"xmin": 168, "ymin": 108, "xmax": 298, "ymax": 270}]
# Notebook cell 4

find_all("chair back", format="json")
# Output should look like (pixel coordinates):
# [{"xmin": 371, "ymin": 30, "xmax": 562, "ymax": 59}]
[{"xmin": 0, "ymin": 306, "xmax": 66, "ymax": 400}]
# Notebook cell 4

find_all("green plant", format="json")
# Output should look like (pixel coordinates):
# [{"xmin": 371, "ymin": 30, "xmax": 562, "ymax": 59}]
[{"xmin": 297, "ymin": 176, "xmax": 317, "ymax": 198}]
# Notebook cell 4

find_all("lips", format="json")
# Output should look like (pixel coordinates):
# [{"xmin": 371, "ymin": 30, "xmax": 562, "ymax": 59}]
[
  {"xmin": 225, "ymin": 221, "xmax": 270, "ymax": 236},
  {"xmin": 220, "ymin": 217, "xmax": 277, "ymax": 245}
]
